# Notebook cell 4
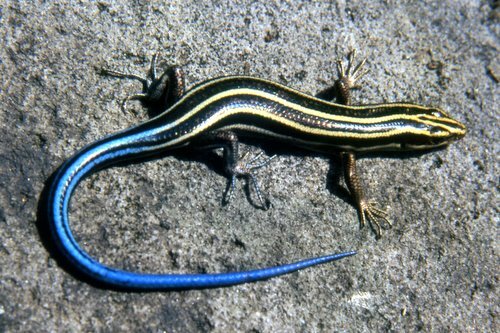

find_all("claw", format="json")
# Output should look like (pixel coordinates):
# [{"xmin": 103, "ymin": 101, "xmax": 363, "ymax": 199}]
[
  {"xmin": 224, "ymin": 151, "xmax": 275, "ymax": 209},
  {"xmin": 150, "ymin": 52, "xmax": 159, "ymax": 80},
  {"xmin": 101, "ymin": 53, "xmax": 171, "ymax": 114},
  {"xmin": 223, "ymin": 175, "xmax": 237, "ymax": 205},
  {"xmin": 337, "ymin": 50, "xmax": 369, "ymax": 90},
  {"xmin": 358, "ymin": 200, "xmax": 392, "ymax": 238}
]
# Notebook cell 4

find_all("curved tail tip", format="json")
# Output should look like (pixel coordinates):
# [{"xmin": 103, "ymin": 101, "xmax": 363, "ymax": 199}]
[
  {"xmin": 325, "ymin": 250, "xmax": 357, "ymax": 261},
  {"xmin": 340, "ymin": 250, "xmax": 357, "ymax": 258},
  {"xmin": 300, "ymin": 250, "xmax": 357, "ymax": 267}
]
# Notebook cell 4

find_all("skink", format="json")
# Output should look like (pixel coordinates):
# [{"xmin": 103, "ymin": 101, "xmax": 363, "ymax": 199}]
[{"xmin": 47, "ymin": 52, "xmax": 466, "ymax": 289}]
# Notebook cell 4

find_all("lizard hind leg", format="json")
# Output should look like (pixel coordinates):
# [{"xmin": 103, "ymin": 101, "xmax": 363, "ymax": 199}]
[{"xmin": 102, "ymin": 53, "xmax": 185, "ymax": 115}]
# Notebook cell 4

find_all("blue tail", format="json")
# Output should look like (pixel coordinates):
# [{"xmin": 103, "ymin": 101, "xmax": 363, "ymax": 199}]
[{"xmin": 81, "ymin": 250, "xmax": 358, "ymax": 289}]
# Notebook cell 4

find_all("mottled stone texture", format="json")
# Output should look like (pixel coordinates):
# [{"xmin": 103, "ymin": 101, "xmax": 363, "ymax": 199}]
[{"xmin": 0, "ymin": 1, "xmax": 497, "ymax": 332}]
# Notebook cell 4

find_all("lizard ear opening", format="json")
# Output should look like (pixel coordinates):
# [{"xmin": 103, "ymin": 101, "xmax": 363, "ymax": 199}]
[{"xmin": 430, "ymin": 126, "xmax": 443, "ymax": 135}]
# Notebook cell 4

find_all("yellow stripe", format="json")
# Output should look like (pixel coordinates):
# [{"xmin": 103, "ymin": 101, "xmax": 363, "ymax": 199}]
[
  {"xmin": 188, "ymin": 76, "xmax": 437, "ymax": 113},
  {"xmin": 127, "ymin": 76, "xmax": 465, "ymax": 154},
  {"xmin": 151, "ymin": 88, "xmax": 444, "ymax": 138},
  {"xmin": 159, "ymin": 106, "xmax": 446, "ymax": 148}
]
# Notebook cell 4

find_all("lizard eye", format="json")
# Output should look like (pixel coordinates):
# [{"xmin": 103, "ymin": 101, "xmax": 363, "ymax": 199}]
[{"xmin": 431, "ymin": 109, "xmax": 450, "ymax": 118}]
